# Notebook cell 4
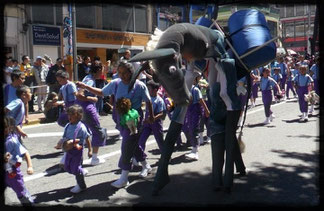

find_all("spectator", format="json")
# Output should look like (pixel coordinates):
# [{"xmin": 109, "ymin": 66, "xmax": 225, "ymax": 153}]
[
  {"xmin": 77, "ymin": 56, "xmax": 91, "ymax": 81},
  {"xmin": 46, "ymin": 57, "xmax": 65, "ymax": 94},
  {"xmin": 4, "ymin": 57, "xmax": 13, "ymax": 85},
  {"xmin": 12, "ymin": 59, "xmax": 20, "ymax": 71},
  {"xmin": 20, "ymin": 55, "xmax": 35, "ymax": 113},
  {"xmin": 33, "ymin": 56, "xmax": 49, "ymax": 112}
]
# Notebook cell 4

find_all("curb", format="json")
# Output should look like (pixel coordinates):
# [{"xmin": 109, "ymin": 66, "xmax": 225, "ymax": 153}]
[{"xmin": 23, "ymin": 118, "xmax": 43, "ymax": 126}]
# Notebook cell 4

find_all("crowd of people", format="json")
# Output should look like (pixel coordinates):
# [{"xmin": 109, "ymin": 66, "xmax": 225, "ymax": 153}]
[{"xmin": 3, "ymin": 48, "xmax": 320, "ymax": 205}]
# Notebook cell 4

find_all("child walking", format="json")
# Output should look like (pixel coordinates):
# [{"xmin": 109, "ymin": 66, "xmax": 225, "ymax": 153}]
[
  {"xmin": 138, "ymin": 80, "xmax": 166, "ymax": 154},
  {"xmin": 55, "ymin": 70, "xmax": 78, "ymax": 127},
  {"xmin": 4, "ymin": 116, "xmax": 34, "ymax": 205},
  {"xmin": 76, "ymin": 60, "xmax": 155, "ymax": 188},
  {"xmin": 61, "ymin": 104, "xmax": 92, "ymax": 193},
  {"xmin": 272, "ymin": 67, "xmax": 283, "ymax": 103},
  {"xmin": 5, "ymin": 85, "xmax": 32, "ymax": 141},
  {"xmin": 285, "ymin": 63, "xmax": 297, "ymax": 99},
  {"xmin": 260, "ymin": 67, "xmax": 281, "ymax": 125},
  {"xmin": 185, "ymin": 73, "xmax": 210, "ymax": 161},
  {"xmin": 75, "ymin": 61, "xmax": 108, "ymax": 166},
  {"xmin": 293, "ymin": 65, "xmax": 314, "ymax": 122}
]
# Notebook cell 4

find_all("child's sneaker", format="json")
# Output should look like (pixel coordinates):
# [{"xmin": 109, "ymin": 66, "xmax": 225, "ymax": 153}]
[
  {"xmin": 90, "ymin": 157, "xmax": 105, "ymax": 166},
  {"xmin": 263, "ymin": 118, "xmax": 271, "ymax": 125},
  {"xmin": 185, "ymin": 152, "xmax": 199, "ymax": 161},
  {"xmin": 70, "ymin": 184, "xmax": 85, "ymax": 193},
  {"xmin": 139, "ymin": 165, "xmax": 152, "ymax": 178},
  {"xmin": 111, "ymin": 178, "xmax": 129, "ymax": 188}
]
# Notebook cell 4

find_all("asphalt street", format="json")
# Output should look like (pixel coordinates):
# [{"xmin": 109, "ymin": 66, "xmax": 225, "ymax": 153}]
[{"xmin": 4, "ymin": 96, "xmax": 320, "ymax": 207}]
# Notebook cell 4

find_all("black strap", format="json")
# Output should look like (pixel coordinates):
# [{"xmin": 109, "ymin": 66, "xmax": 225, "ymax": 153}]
[
  {"xmin": 230, "ymin": 24, "xmax": 269, "ymax": 38},
  {"xmin": 239, "ymin": 73, "xmax": 251, "ymax": 134}
]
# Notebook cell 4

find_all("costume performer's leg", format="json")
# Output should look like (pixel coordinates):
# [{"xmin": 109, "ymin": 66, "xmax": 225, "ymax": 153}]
[
  {"xmin": 210, "ymin": 132, "xmax": 225, "ymax": 188},
  {"xmin": 152, "ymin": 105, "xmax": 188, "ymax": 195},
  {"xmin": 223, "ymin": 110, "xmax": 241, "ymax": 189}
]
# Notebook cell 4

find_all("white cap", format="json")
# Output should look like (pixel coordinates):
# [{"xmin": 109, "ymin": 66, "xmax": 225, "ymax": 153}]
[{"xmin": 36, "ymin": 56, "xmax": 43, "ymax": 60}]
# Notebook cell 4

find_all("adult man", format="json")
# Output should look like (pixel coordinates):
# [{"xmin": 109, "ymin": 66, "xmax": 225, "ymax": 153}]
[
  {"xmin": 33, "ymin": 56, "xmax": 49, "ymax": 112},
  {"xmin": 20, "ymin": 55, "xmax": 35, "ymax": 112},
  {"xmin": 77, "ymin": 56, "xmax": 91, "ymax": 81},
  {"xmin": 277, "ymin": 57, "xmax": 288, "ymax": 93},
  {"xmin": 3, "ymin": 70, "xmax": 29, "ymax": 123},
  {"xmin": 46, "ymin": 57, "xmax": 65, "ymax": 94},
  {"xmin": 4, "ymin": 57, "xmax": 13, "ymax": 85}
]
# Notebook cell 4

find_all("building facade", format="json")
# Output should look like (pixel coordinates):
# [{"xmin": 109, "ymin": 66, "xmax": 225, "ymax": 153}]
[
  {"xmin": 278, "ymin": 4, "xmax": 318, "ymax": 54},
  {"xmin": 4, "ymin": 3, "xmax": 155, "ymax": 79}
]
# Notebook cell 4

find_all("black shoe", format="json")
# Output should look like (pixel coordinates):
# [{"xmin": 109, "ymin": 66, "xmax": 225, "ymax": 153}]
[
  {"xmin": 213, "ymin": 187, "xmax": 222, "ymax": 192},
  {"xmin": 224, "ymin": 187, "xmax": 232, "ymax": 194}
]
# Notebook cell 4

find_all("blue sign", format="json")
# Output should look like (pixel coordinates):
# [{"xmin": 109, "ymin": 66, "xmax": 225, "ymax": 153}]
[{"xmin": 32, "ymin": 25, "xmax": 61, "ymax": 46}]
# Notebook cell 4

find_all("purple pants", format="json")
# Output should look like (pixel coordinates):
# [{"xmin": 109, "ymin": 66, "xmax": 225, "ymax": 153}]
[
  {"xmin": 273, "ymin": 86, "xmax": 279, "ymax": 99},
  {"xmin": 118, "ymin": 109, "xmax": 147, "ymax": 171},
  {"xmin": 314, "ymin": 79, "xmax": 319, "ymax": 96},
  {"xmin": 138, "ymin": 119, "xmax": 164, "ymax": 152},
  {"xmin": 281, "ymin": 75, "xmax": 287, "ymax": 90},
  {"xmin": 64, "ymin": 148, "xmax": 86, "ymax": 189},
  {"xmin": 64, "ymin": 148, "xmax": 83, "ymax": 175},
  {"xmin": 297, "ymin": 86, "xmax": 308, "ymax": 113},
  {"xmin": 262, "ymin": 90, "xmax": 273, "ymax": 117},
  {"xmin": 251, "ymin": 82, "xmax": 259, "ymax": 98},
  {"xmin": 76, "ymin": 100, "xmax": 106, "ymax": 147},
  {"xmin": 286, "ymin": 81, "xmax": 296, "ymax": 98},
  {"xmin": 5, "ymin": 167, "xmax": 28, "ymax": 199},
  {"xmin": 239, "ymin": 93, "xmax": 248, "ymax": 110},
  {"xmin": 57, "ymin": 102, "xmax": 75, "ymax": 127},
  {"xmin": 186, "ymin": 103, "xmax": 202, "ymax": 148},
  {"xmin": 199, "ymin": 99, "xmax": 210, "ymax": 137}
]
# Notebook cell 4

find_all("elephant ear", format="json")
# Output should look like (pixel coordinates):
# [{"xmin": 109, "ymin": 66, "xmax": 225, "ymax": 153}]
[
  {"xmin": 128, "ymin": 48, "xmax": 176, "ymax": 62},
  {"xmin": 128, "ymin": 61, "xmax": 150, "ymax": 93}
]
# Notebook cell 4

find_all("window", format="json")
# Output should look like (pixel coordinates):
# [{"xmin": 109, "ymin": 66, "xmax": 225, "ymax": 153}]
[
  {"xmin": 284, "ymin": 22, "xmax": 294, "ymax": 38},
  {"xmin": 55, "ymin": 4, "xmax": 63, "ymax": 25},
  {"xmin": 310, "ymin": 5, "xmax": 316, "ymax": 15},
  {"xmin": 135, "ymin": 6, "xmax": 147, "ymax": 33},
  {"xmin": 159, "ymin": 18, "xmax": 173, "ymax": 31},
  {"xmin": 32, "ymin": 4, "xmax": 54, "ymax": 25},
  {"xmin": 76, "ymin": 4, "xmax": 95, "ymax": 28},
  {"xmin": 286, "ymin": 5, "xmax": 295, "ymax": 17},
  {"xmin": 279, "ymin": 6, "xmax": 285, "ymax": 18},
  {"xmin": 267, "ymin": 20, "xmax": 277, "ymax": 38},
  {"xmin": 102, "ymin": 4, "xmax": 134, "ymax": 32},
  {"xmin": 296, "ymin": 5, "xmax": 305, "ymax": 16},
  {"xmin": 295, "ymin": 21, "xmax": 305, "ymax": 37}
]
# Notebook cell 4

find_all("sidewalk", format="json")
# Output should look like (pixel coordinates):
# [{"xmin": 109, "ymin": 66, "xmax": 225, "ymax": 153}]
[{"xmin": 23, "ymin": 105, "xmax": 46, "ymax": 126}]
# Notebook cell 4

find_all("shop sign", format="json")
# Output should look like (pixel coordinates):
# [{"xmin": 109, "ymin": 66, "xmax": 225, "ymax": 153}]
[
  {"xmin": 32, "ymin": 25, "xmax": 61, "ymax": 46},
  {"xmin": 77, "ymin": 29, "xmax": 150, "ymax": 46}
]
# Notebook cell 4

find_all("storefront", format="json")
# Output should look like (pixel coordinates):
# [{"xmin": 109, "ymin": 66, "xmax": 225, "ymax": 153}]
[
  {"xmin": 32, "ymin": 25, "xmax": 61, "ymax": 62},
  {"xmin": 76, "ymin": 28, "xmax": 150, "ymax": 67}
]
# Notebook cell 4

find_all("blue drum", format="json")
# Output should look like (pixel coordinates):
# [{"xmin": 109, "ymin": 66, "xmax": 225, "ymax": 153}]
[{"xmin": 228, "ymin": 9, "xmax": 276, "ymax": 70}]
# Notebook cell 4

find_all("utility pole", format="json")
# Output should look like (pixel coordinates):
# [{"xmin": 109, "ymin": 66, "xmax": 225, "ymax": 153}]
[
  {"xmin": 311, "ymin": 3, "xmax": 319, "ymax": 55},
  {"xmin": 72, "ymin": 4, "xmax": 78, "ymax": 81}
]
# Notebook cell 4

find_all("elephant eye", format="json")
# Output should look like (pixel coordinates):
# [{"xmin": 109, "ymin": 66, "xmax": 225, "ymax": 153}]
[{"xmin": 169, "ymin": 66, "xmax": 176, "ymax": 74}]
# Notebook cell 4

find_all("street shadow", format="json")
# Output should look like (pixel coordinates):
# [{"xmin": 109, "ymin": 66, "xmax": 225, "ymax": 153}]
[
  {"xmin": 285, "ymin": 99, "xmax": 298, "ymax": 103},
  {"xmin": 282, "ymin": 118, "xmax": 302, "ymax": 123},
  {"xmin": 33, "ymin": 187, "xmax": 73, "ymax": 204},
  {"xmin": 44, "ymin": 164, "xmax": 65, "ymax": 177},
  {"xmin": 31, "ymin": 151, "xmax": 64, "ymax": 160},
  {"xmin": 286, "ymin": 134, "xmax": 319, "ymax": 139},
  {"xmin": 105, "ymin": 135, "xmax": 122, "ymax": 146},
  {"xmin": 169, "ymin": 154, "xmax": 199, "ymax": 165},
  {"xmin": 123, "ymin": 150, "xmax": 318, "ymax": 206},
  {"xmin": 147, "ymin": 148, "xmax": 161, "ymax": 155},
  {"xmin": 246, "ymin": 123, "xmax": 276, "ymax": 128}
]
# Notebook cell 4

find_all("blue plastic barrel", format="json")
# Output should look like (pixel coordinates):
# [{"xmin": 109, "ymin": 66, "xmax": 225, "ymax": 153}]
[
  {"xmin": 195, "ymin": 16, "xmax": 216, "ymax": 29},
  {"xmin": 228, "ymin": 9, "xmax": 276, "ymax": 70}
]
